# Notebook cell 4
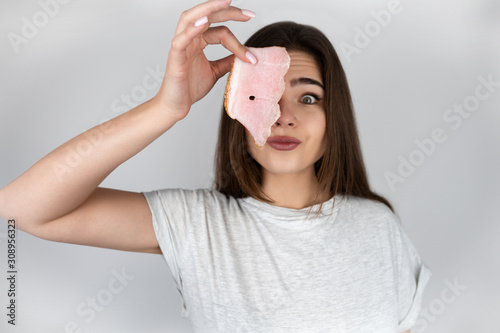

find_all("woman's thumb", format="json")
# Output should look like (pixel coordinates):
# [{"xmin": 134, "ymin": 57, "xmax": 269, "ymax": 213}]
[{"xmin": 211, "ymin": 54, "xmax": 235, "ymax": 81}]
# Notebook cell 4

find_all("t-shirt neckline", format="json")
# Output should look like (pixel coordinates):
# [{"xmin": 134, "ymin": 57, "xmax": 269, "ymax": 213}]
[{"xmin": 239, "ymin": 194, "xmax": 344, "ymax": 221}]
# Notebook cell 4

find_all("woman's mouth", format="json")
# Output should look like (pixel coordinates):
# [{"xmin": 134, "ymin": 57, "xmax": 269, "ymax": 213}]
[{"xmin": 266, "ymin": 136, "xmax": 301, "ymax": 151}]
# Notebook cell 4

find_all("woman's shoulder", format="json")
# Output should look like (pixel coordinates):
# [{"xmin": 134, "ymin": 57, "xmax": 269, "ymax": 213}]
[
  {"xmin": 341, "ymin": 194, "xmax": 399, "ymax": 225},
  {"xmin": 143, "ymin": 187, "xmax": 235, "ymax": 206}
]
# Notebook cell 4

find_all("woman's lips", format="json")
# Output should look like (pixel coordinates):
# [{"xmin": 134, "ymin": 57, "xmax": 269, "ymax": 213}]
[
  {"xmin": 266, "ymin": 136, "xmax": 301, "ymax": 151},
  {"xmin": 267, "ymin": 142, "xmax": 300, "ymax": 150}
]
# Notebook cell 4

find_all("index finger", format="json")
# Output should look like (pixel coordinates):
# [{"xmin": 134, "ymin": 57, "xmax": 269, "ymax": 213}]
[{"xmin": 202, "ymin": 26, "xmax": 257, "ymax": 64}]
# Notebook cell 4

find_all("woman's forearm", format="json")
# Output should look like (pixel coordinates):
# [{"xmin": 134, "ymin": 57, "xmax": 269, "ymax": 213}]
[{"xmin": 0, "ymin": 97, "xmax": 178, "ymax": 230}]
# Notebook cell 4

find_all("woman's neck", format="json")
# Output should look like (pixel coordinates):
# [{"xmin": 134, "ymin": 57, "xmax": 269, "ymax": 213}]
[{"xmin": 259, "ymin": 168, "xmax": 331, "ymax": 209}]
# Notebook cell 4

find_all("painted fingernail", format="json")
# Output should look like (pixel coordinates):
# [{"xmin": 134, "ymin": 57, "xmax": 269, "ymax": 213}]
[
  {"xmin": 194, "ymin": 16, "xmax": 208, "ymax": 27},
  {"xmin": 241, "ymin": 9, "xmax": 256, "ymax": 18},
  {"xmin": 246, "ymin": 51, "xmax": 257, "ymax": 65}
]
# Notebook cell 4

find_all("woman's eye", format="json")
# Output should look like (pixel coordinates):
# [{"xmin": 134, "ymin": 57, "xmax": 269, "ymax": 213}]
[{"xmin": 300, "ymin": 94, "xmax": 319, "ymax": 104}]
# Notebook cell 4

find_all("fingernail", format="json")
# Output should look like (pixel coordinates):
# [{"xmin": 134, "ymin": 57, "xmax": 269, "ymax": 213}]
[
  {"xmin": 241, "ymin": 9, "xmax": 256, "ymax": 18},
  {"xmin": 194, "ymin": 16, "xmax": 208, "ymax": 27},
  {"xmin": 246, "ymin": 51, "xmax": 257, "ymax": 65}
]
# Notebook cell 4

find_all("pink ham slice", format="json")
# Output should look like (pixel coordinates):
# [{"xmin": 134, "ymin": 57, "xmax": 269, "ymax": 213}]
[{"xmin": 224, "ymin": 47, "xmax": 290, "ymax": 146}]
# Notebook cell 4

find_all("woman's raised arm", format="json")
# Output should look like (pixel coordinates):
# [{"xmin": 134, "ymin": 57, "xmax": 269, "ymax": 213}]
[{"xmin": 0, "ymin": 0, "xmax": 256, "ymax": 253}]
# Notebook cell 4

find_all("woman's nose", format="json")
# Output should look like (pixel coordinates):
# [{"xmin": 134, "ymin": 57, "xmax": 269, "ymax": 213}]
[{"xmin": 274, "ymin": 98, "xmax": 296, "ymax": 128}]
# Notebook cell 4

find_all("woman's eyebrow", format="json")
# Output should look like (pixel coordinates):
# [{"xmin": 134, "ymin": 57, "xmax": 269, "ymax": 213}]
[{"xmin": 289, "ymin": 77, "xmax": 324, "ymax": 89}]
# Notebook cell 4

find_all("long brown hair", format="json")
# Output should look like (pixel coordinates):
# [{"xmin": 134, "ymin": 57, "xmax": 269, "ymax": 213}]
[{"xmin": 213, "ymin": 21, "xmax": 393, "ymax": 213}]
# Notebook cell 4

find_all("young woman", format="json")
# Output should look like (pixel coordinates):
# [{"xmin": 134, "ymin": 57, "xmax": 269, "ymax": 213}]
[{"xmin": 0, "ymin": 0, "xmax": 431, "ymax": 332}]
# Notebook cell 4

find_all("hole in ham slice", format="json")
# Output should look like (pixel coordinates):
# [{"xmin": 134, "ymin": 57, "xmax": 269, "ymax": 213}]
[{"xmin": 224, "ymin": 47, "xmax": 290, "ymax": 147}]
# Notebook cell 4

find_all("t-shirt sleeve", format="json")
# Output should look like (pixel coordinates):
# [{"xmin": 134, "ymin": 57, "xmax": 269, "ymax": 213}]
[
  {"xmin": 394, "ymin": 219, "xmax": 432, "ymax": 332},
  {"xmin": 142, "ymin": 188, "xmax": 200, "ymax": 317}
]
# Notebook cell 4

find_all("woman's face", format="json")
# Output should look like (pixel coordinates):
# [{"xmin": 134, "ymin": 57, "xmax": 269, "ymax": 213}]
[{"xmin": 246, "ymin": 50, "xmax": 326, "ymax": 178}]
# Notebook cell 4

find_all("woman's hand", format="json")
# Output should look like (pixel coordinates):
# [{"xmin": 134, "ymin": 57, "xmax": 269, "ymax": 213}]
[{"xmin": 154, "ymin": 0, "xmax": 257, "ymax": 121}]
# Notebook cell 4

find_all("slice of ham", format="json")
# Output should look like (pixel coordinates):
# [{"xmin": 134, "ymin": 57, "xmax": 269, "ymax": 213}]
[{"xmin": 224, "ymin": 47, "xmax": 290, "ymax": 146}]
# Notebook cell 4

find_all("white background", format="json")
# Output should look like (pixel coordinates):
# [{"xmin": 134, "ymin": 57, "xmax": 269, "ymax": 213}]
[{"xmin": 1, "ymin": 0, "xmax": 499, "ymax": 332}]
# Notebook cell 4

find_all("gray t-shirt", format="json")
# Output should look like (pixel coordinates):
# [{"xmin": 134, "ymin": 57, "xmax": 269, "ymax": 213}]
[{"xmin": 143, "ymin": 188, "xmax": 432, "ymax": 333}]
